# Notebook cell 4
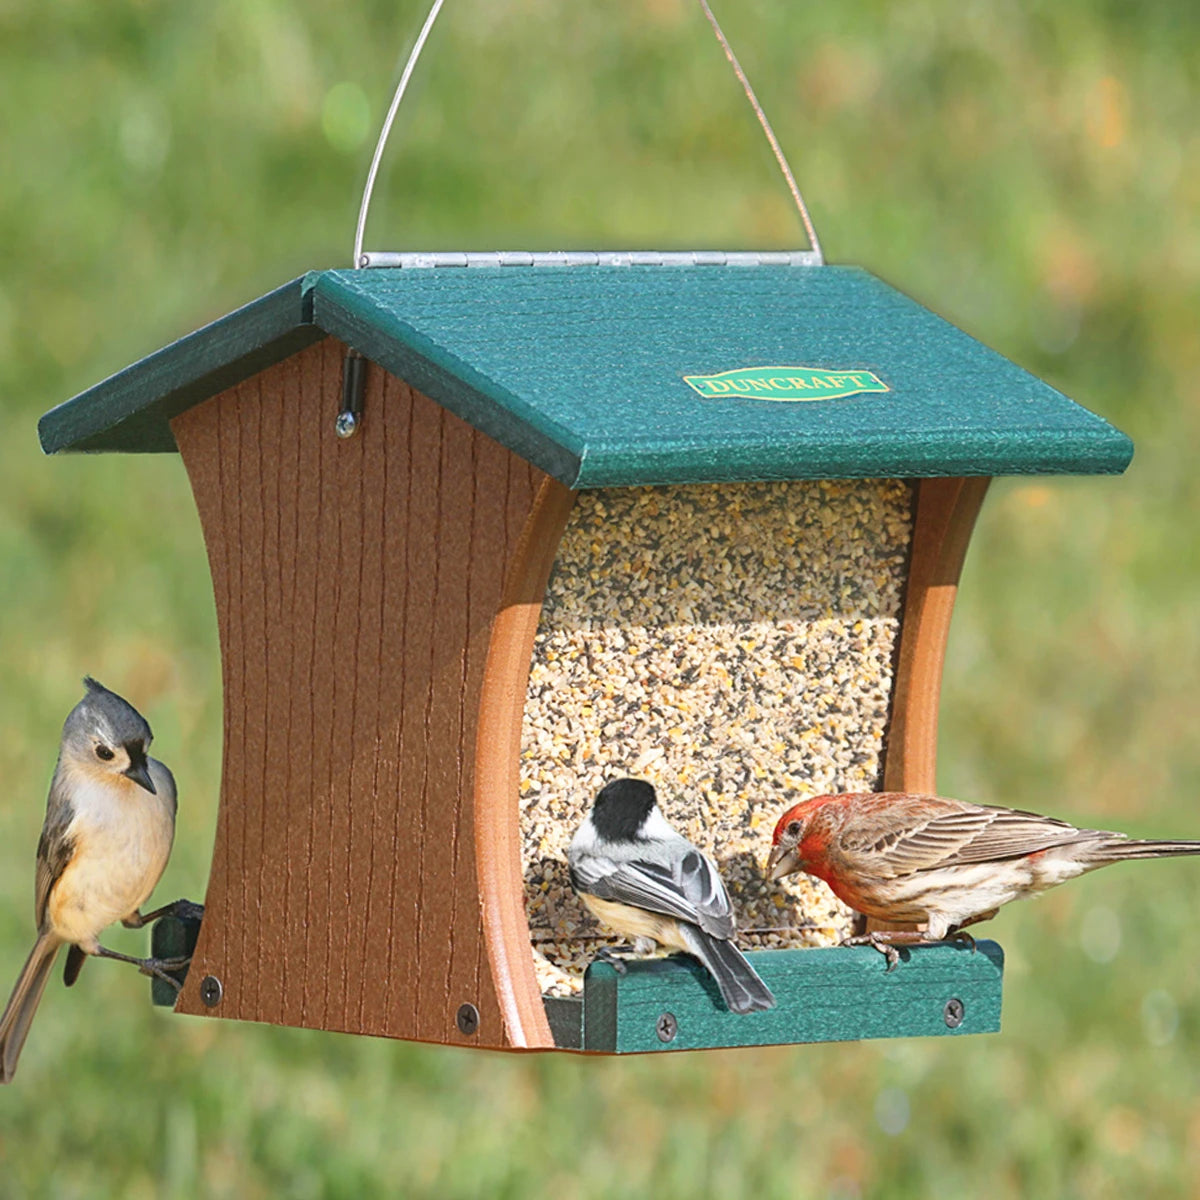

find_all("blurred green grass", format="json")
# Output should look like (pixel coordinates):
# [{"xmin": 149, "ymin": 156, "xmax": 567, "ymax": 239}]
[{"xmin": 1, "ymin": 1, "xmax": 1199, "ymax": 1196}]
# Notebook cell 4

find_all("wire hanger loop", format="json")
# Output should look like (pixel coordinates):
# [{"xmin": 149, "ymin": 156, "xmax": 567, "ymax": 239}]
[{"xmin": 352, "ymin": 0, "xmax": 823, "ymax": 265}]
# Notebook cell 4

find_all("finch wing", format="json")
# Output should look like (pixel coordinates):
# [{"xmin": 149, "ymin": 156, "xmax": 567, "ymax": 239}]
[
  {"xmin": 35, "ymin": 782, "xmax": 76, "ymax": 929},
  {"xmin": 572, "ymin": 848, "xmax": 735, "ymax": 938},
  {"xmin": 934, "ymin": 804, "xmax": 1109, "ymax": 867},
  {"xmin": 836, "ymin": 793, "xmax": 1107, "ymax": 876}
]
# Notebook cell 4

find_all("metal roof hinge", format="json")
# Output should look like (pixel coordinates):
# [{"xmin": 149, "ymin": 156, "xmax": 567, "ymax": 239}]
[{"xmin": 356, "ymin": 250, "xmax": 822, "ymax": 269}]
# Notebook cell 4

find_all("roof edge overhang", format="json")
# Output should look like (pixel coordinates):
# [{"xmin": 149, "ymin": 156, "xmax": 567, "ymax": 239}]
[
  {"xmin": 38, "ymin": 274, "xmax": 324, "ymax": 455},
  {"xmin": 309, "ymin": 271, "xmax": 586, "ymax": 488},
  {"xmin": 38, "ymin": 262, "xmax": 1135, "ymax": 486},
  {"xmin": 568, "ymin": 426, "xmax": 1132, "ymax": 488}
]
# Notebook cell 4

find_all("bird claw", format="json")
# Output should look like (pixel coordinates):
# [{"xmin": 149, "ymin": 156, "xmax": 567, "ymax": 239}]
[
  {"xmin": 137, "ymin": 955, "xmax": 191, "ymax": 993},
  {"xmin": 165, "ymin": 899, "xmax": 205, "ymax": 924},
  {"xmin": 123, "ymin": 898, "xmax": 205, "ymax": 930},
  {"xmin": 592, "ymin": 946, "xmax": 628, "ymax": 975},
  {"xmin": 842, "ymin": 928, "xmax": 975, "ymax": 970},
  {"xmin": 839, "ymin": 932, "xmax": 903, "ymax": 971}
]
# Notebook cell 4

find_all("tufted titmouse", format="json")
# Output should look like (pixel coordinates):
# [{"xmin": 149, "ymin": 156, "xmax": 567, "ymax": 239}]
[
  {"xmin": 569, "ymin": 778, "xmax": 775, "ymax": 1014},
  {"xmin": 0, "ymin": 678, "xmax": 195, "ymax": 1083}
]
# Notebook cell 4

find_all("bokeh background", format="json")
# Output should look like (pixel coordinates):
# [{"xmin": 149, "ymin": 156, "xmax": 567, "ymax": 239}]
[{"xmin": 1, "ymin": 2, "xmax": 1198, "ymax": 1196}]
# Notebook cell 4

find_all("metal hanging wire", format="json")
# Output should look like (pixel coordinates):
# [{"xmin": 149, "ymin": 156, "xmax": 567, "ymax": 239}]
[
  {"xmin": 352, "ymin": 0, "xmax": 448, "ymax": 268},
  {"xmin": 352, "ymin": 0, "xmax": 823, "ymax": 266},
  {"xmin": 696, "ymin": 0, "xmax": 823, "ymax": 262}
]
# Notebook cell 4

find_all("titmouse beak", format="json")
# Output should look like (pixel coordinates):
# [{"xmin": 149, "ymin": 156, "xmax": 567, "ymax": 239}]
[
  {"xmin": 124, "ymin": 750, "xmax": 157, "ymax": 794},
  {"xmin": 767, "ymin": 845, "xmax": 800, "ymax": 882}
]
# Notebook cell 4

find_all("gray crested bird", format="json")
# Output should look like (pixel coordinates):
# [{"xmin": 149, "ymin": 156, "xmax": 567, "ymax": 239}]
[
  {"xmin": 569, "ymin": 778, "xmax": 775, "ymax": 1015},
  {"xmin": 0, "ymin": 677, "xmax": 194, "ymax": 1083}
]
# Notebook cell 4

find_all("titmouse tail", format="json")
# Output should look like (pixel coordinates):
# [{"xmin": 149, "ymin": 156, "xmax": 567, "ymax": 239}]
[
  {"xmin": 680, "ymin": 925, "xmax": 775, "ymax": 1014},
  {"xmin": 0, "ymin": 933, "xmax": 63, "ymax": 1083}
]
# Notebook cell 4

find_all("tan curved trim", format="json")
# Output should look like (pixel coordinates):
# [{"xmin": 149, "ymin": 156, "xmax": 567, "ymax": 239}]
[
  {"xmin": 475, "ymin": 478, "xmax": 577, "ymax": 1048},
  {"xmin": 883, "ymin": 476, "xmax": 991, "ymax": 794}
]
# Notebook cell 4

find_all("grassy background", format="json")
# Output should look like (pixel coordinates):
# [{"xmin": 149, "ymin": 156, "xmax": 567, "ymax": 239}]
[{"xmin": 1, "ymin": 1, "xmax": 1198, "ymax": 1195}]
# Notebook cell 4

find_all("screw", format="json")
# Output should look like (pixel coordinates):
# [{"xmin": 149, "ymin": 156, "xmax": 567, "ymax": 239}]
[
  {"xmin": 943, "ymin": 997, "xmax": 965, "ymax": 1029},
  {"xmin": 335, "ymin": 411, "xmax": 359, "ymax": 439},
  {"xmin": 656, "ymin": 1012, "xmax": 678, "ymax": 1043},
  {"xmin": 200, "ymin": 975, "xmax": 223, "ymax": 1008},
  {"xmin": 456, "ymin": 1002, "xmax": 480, "ymax": 1036}
]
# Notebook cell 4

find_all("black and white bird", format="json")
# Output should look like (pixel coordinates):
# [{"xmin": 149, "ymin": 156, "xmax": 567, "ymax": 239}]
[{"xmin": 568, "ymin": 778, "xmax": 775, "ymax": 1015}]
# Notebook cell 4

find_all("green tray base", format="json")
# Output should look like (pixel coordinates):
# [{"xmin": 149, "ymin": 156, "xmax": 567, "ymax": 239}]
[{"xmin": 545, "ymin": 941, "xmax": 1003, "ymax": 1053}]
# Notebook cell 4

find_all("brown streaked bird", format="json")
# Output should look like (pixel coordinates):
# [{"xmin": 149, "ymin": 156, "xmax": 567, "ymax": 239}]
[
  {"xmin": 768, "ymin": 791, "xmax": 1200, "ymax": 969},
  {"xmin": 0, "ymin": 678, "xmax": 193, "ymax": 1083}
]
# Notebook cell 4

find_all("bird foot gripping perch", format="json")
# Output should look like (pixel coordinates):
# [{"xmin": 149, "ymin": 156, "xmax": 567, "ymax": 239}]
[
  {"xmin": 148, "ymin": 900, "xmax": 205, "ymax": 1004},
  {"xmin": 590, "ymin": 945, "xmax": 629, "ymax": 975},
  {"xmin": 839, "ymin": 929, "xmax": 977, "ymax": 973}
]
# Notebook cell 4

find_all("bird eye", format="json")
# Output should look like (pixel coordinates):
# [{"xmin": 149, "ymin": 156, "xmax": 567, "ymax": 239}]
[
  {"xmin": 786, "ymin": 821, "xmax": 802, "ymax": 838},
  {"xmin": 95, "ymin": 745, "xmax": 115, "ymax": 761}
]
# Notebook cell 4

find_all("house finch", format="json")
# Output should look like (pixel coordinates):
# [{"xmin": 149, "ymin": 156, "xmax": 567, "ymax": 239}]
[{"xmin": 767, "ymin": 791, "xmax": 1200, "ymax": 969}]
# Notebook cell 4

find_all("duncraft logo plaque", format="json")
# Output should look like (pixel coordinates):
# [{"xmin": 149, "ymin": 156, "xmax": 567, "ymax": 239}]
[{"xmin": 683, "ymin": 366, "xmax": 889, "ymax": 402}]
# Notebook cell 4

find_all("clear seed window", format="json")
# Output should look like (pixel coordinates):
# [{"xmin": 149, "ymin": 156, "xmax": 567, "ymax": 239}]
[{"xmin": 520, "ymin": 478, "xmax": 915, "ymax": 997}]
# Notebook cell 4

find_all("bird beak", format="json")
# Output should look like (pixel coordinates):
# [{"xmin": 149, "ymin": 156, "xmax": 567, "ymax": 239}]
[
  {"xmin": 767, "ymin": 845, "xmax": 800, "ymax": 881},
  {"xmin": 124, "ymin": 754, "xmax": 156, "ymax": 794}
]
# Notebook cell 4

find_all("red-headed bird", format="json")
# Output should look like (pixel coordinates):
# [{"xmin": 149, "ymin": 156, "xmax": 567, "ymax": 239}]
[{"xmin": 768, "ymin": 791, "xmax": 1200, "ymax": 968}]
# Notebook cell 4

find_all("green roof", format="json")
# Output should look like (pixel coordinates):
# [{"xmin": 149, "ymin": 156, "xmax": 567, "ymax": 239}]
[{"xmin": 39, "ymin": 263, "xmax": 1133, "ymax": 487}]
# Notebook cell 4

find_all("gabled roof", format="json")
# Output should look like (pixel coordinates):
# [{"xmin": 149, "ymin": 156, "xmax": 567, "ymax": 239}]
[{"xmin": 39, "ymin": 262, "xmax": 1133, "ymax": 487}]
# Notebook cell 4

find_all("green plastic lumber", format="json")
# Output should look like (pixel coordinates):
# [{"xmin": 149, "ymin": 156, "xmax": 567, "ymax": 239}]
[
  {"xmin": 572, "ymin": 941, "xmax": 1003, "ymax": 1053},
  {"xmin": 41, "ymin": 264, "xmax": 1132, "ymax": 486}
]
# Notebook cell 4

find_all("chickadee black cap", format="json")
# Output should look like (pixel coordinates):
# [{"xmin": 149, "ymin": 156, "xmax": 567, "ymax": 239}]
[{"xmin": 591, "ymin": 778, "xmax": 657, "ymax": 841}]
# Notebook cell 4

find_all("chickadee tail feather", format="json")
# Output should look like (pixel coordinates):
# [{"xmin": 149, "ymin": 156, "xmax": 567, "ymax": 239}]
[
  {"xmin": 680, "ymin": 925, "xmax": 775, "ymax": 1015},
  {"xmin": 0, "ymin": 933, "xmax": 62, "ymax": 1084}
]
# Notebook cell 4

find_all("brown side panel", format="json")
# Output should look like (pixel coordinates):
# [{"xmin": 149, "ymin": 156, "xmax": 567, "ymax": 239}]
[
  {"xmin": 475, "ymin": 479, "xmax": 576, "ymax": 1048},
  {"xmin": 884, "ymin": 476, "xmax": 991, "ymax": 794},
  {"xmin": 171, "ymin": 337, "xmax": 544, "ymax": 1047}
]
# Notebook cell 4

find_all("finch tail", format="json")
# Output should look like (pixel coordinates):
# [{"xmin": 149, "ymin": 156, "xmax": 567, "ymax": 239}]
[
  {"xmin": 1092, "ymin": 838, "xmax": 1200, "ymax": 862},
  {"xmin": 0, "ymin": 933, "xmax": 62, "ymax": 1084},
  {"xmin": 680, "ymin": 925, "xmax": 775, "ymax": 1014}
]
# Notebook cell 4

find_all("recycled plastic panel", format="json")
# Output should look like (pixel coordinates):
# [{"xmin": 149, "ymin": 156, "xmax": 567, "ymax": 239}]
[
  {"xmin": 558, "ymin": 942, "xmax": 1004, "ymax": 1053},
  {"xmin": 42, "ymin": 265, "xmax": 1133, "ymax": 485},
  {"xmin": 309, "ymin": 265, "xmax": 1134, "ymax": 485},
  {"xmin": 170, "ymin": 336, "xmax": 545, "ymax": 1048}
]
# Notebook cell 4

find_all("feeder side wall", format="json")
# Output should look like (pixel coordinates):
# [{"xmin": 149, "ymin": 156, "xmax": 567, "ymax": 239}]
[{"xmin": 171, "ymin": 337, "xmax": 544, "ymax": 1048}]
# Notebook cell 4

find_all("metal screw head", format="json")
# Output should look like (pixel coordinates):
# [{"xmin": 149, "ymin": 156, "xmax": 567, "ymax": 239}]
[
  {"xmin": 200, "ymin": 975, "xmax": 223, "ymax": 1008},
  {"xmin": 943, "ymin": 997, "xmax": 965, "ymax": 1029},
  {"xmin": 456, "ymin": 1003, "xmax": 480, "ymax": 1036},
  {"xmin": 335, "ymin": 410, "xmax": 360, "ymax": 439},
  {"xmin": 656, "ymin": 1012, "xmax": 678, "ymax": 1043}
]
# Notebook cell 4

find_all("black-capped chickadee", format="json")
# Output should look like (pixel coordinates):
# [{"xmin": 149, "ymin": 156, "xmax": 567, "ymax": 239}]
[{"xmin": 569, "ymin": 778, "xmax": 775, "ymax": 1014}]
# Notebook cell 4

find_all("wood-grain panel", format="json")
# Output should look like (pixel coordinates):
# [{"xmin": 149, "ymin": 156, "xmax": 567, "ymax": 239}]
[
  {"xmin": 171, "ymin": 337, "xmax": 545, "ymax": 1047},
  {"xmin": 883, "ymin": 477, "xmax": 991, "ymax": 795},
  {"xmin": 475, "ymin": 479, "xmax": 577, "ymax": 1048}
]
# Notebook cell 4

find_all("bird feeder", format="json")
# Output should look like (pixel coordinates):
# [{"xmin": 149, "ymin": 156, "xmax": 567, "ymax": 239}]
[{"xmin": 39, "ymin": 256, "xmax": 1131, "ymax": 1053}]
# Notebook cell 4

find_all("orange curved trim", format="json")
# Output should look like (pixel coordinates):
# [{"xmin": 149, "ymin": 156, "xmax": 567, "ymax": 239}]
[
  {"xmin": 883, "ymin": 477, "xmax": 991, "ymax": 794},
  {"xmin": 474, "ymin": 479, "xmax": 576, "ymax": 1048}
]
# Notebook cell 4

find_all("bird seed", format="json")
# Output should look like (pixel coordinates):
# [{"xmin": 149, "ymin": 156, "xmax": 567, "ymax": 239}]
[{"xmin": 519, "ymin": 479, "xmax": 914, "ymax": 997}]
